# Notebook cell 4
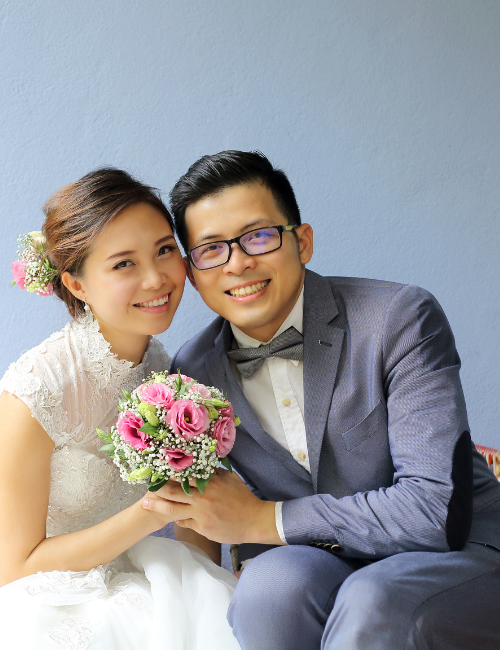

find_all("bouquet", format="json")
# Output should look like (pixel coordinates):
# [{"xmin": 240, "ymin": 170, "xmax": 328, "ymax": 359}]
[{"xmin": 97, "ymin": 372, "xmax": 240, "ymax": 495}]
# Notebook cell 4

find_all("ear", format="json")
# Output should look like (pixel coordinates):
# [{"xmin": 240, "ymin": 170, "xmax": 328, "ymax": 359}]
[
  {"xmin": 61, "ymin": 271, "xmax": 87, "ymax": 302},
  {"xmin": 295, "ymin": 223, "xmax": 313, "ymax": 265},
  {"xmin": 184, "ymin": 257, "xmax": 199, "ymax": 292}
]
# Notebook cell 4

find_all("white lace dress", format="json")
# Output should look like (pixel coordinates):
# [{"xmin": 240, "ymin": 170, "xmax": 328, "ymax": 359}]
[{"xmin": 0, "ymin": 313, "xmax": 239, "ymax": 650}]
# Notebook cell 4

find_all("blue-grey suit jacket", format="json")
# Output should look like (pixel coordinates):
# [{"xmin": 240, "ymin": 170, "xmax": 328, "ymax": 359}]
[{"xmin": 172, "ymin": 270, "xmax": 500, "ymax": 560}]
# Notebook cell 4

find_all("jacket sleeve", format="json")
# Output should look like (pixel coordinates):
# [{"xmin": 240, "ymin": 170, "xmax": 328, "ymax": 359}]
[{"xmin": 281, "ymin": 285, "xmax": 473, "ymax": 559}]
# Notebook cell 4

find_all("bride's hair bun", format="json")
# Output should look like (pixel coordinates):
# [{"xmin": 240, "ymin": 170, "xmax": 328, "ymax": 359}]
[{"xmin": 41, "ymin": 168, "xmax": 173, "ymax": 319}]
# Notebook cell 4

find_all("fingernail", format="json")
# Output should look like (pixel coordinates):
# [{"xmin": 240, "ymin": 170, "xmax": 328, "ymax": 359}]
[{"xmin": 142, "ymin": 498, "xmax": 149, "ymax": 508}]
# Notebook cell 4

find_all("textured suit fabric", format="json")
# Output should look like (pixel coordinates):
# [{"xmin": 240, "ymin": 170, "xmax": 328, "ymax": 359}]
[{"xmin": 171, "ymin": 270, "xmax": 500, "ymax": 558}]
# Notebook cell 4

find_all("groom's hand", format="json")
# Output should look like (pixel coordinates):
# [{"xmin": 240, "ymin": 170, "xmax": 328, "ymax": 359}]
[{"xmin": 141, "ymin": 469, "xmax": 284, "ymax": 546}]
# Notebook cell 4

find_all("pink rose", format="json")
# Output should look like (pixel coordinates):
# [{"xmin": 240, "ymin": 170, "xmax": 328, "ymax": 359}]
[
  {"xmin": 166, "ymin": 373, "xmax": 194, "ymax": 383},
  {"xmin": 162, "ymin": 448, "xmax": 194, "ymax": 472},
  {"xmin": 191, "ymin": 382, "xmax": 211, "ymax": 399},
  {"xmin": 134, "ymin": 383, "xmax": 149, "ymax": 398},
  {"xmin": 212, "ymin": 417, "xmax": 236, "ymax": 457},
  {"xmin": 140, "ymin": 383, "xmax": 175, "ymax": 409},
  {"xmin": 167, "ymin": 400, "xmax": 210, "ymax": 439},
  {"xmin": 36, "ymin": 283, "xmax": 53, "ymax": 297},
  {"xmin": 11, "ymin": 261, "xmax": 27, "ymax": 290},
  {"xmin": 219, "ymin": 404, "xmax": 235, "ymax": 420},
  {"xmin": 117, "ymin": 411, "xmax": 149, "ymax": 450}
]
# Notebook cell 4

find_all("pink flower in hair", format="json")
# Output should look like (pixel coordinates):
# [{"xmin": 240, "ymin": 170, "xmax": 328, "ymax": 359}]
[
  {"xmin": 11, "ymin": 261, "xmax": 27, "ymax": 290},
  {"xmin": 36, "ymin": 283, "xmax": 53, "ymax": 297}
]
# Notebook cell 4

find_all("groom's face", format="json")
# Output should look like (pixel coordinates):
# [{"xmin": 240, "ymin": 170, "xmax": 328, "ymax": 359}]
[{"xmin": 184, "ymin": 182, "xmax": 313, "ymax": 342}]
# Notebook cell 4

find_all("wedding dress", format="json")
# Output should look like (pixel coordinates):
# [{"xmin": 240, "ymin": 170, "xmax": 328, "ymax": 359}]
[{"xmin": 0, "ymin": 311, "xmax": 240, "ymax": 650}]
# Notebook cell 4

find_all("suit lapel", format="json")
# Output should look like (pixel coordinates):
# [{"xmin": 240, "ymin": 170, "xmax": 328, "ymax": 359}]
[
  {"xmin": 205, "ymin": 321, "xmax": 312, "ymax": 482},
  {"xmin": 303, "ymin": 271, "xmax": 345, "ymax": 491}
]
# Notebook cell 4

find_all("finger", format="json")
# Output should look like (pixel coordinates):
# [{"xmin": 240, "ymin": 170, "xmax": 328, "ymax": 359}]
[
  {"xmin": 142, "ymin": 497, "xmax": 192, "ymax": 519},
  {"xmin": 174, "ymin": 518, "xmax": 194, "ymax": 529},
  {"xmin": 155, "ymin": 483, "xmax": 198, "ymax": 503}
]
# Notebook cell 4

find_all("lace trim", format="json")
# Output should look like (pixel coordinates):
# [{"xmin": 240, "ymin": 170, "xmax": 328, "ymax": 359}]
[
  {"xmin": 107, "ymin": 581, "xmax": 153, "ymax": 611},
  {"xmin": 25, "ymin": 566, "xmax": 106, "ymax": 596},
  {"xmin": 46, "ymin": 615, "xmax": 99, "ymax": 650}
]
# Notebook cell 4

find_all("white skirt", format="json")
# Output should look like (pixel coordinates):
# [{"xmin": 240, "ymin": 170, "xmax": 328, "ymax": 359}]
[{"xmin": 0, "ymin": 536, "xmax": 240, "ymax": 650}]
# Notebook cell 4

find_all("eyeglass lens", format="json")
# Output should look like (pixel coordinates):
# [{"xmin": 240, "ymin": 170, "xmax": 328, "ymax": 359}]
[{"xmin": 191, "ymin": 227, "xmax": 282, "ymax": 269}]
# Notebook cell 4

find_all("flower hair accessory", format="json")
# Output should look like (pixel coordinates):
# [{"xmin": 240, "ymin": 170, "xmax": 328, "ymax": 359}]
[{"xmin": 11, "ymin": 231, "xmax": 58, "ymax": 296}]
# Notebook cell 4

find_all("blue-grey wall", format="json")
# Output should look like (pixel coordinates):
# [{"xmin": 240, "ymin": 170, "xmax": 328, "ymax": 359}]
[{"xmin": 1, "ymin": 0, "xmax": 499, "ymax": 446}]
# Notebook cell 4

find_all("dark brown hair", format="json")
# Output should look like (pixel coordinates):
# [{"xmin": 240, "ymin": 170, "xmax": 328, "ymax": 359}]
[
  {"xmin": 170, "ymin": 150, "xmax": 301, "ymax": 252},
  {"xmin": 42, "ymin": 168, "xmax": 173, "ymax": 318}
]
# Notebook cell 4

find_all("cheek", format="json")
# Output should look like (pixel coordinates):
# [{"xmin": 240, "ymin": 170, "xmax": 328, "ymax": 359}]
[{"xmin": 89, "ymin": 275, "xmax": 137, "ymax": 311}]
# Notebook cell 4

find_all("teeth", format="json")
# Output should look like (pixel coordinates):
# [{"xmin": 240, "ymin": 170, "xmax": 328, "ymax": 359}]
[
  {"xmin": 229, "ymin": 280, "xmax": 269, "ymax": 297},
  {"xmin": 136, "ymin": 295, "xmax": 169, "ymax": 308}
]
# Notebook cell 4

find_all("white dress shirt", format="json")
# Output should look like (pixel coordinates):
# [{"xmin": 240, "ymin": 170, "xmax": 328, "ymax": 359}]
[{"xmin": 230, "ymin": 286, "xmax": 308, "ymax": 543}]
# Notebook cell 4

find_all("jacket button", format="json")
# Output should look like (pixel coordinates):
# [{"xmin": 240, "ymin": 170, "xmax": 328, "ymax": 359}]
[{"xmin": 327, "ymin": 543, "xmax": 343, "ymax": 553}]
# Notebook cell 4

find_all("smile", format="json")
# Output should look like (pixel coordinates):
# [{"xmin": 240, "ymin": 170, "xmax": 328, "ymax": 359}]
[
  {"xmin": 227, "ymin": 280, "xmax": 270, "ymax": 297},
  {"xmin": 135, "ymin": 295, "xmax": 169, "ymax": 308}
]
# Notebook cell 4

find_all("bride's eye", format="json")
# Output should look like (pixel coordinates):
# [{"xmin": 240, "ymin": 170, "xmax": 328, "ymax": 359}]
[
  {"xmin": 158, "ymin": 245, "xmax": 174, "ymax": 257},
  {"xmin": 113, "ymin": 260, "xmax": 133, "ymax": 270}
]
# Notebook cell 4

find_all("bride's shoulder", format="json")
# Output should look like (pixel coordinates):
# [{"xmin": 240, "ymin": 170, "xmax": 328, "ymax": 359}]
[
  {"xmin": 0, "ymin": 321, "xmax": 80, "ymax": 443},
  {"xmin": 1, "ymin": 321, "xmax": 75, "ymax": 387}
]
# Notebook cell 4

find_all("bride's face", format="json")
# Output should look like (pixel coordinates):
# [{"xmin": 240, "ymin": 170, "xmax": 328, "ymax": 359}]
[{"xmin": 75, "ymin": 202, "xmax": 186, "ymax": 340}]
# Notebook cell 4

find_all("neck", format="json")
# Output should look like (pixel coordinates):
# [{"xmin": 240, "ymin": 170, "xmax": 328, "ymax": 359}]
[{"xmin": 95, "ymin": 318, "xmax": 150, "ymax": 367}]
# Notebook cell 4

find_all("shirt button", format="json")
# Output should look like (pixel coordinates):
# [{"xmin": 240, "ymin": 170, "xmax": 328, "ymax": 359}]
[
  {"xmin": 298, "ymin": 451, "xmax": 306, "ymax": 461},
  {"xmin": 282, "ymin": 398, "xmax": 292, "ymax": 406}
]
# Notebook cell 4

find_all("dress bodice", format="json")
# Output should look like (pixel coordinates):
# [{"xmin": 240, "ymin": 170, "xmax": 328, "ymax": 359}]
[{"xmin": 0, "ymin": 312, "xmax": 172, "ymax": 537}]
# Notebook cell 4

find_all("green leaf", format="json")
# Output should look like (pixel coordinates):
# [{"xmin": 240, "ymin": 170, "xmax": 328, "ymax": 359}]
[
  {"xmin": 181, "ymin": 477, "xmax": 192, "ymax": 496},
  {"xmin": 138, "ymin": 422, "xmax": 159, "ymax": 436},
  {"xmin": 96, "ymin": 428, "xmax": 111, "ymax": 442},
  {"xmin": 234, "ymin": 416, "xmax": 241, "ymax": 427},
  {"xmin": 195, "ymin": 476, "xmax": 211, "ymax": 494},
  {"xmin": 148, "ymin": 478, "xmax": 167, "ymax": 492},
  {"xmin": 141, "ymin": 447, "xmax": 155, "ymax": 455},
  {"xmin": 99, "ymin": 443, "xmax": 115, "ymax": 452},
  {"xmin": 175, "ymin": 371, "xmax": 183, "ymax": 392},
  {"xmin": 220, "ymin": 456, "xmax": 233, "ymax": 473},
  {"xmin": 121, "ymin": 388, "xmax": 132, "ymax": 401}
]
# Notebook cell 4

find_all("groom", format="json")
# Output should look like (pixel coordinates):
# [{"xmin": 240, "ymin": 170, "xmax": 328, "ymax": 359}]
[{"xmin": 144, "ymin": 151, "xmax": 500, "ymax": 649}]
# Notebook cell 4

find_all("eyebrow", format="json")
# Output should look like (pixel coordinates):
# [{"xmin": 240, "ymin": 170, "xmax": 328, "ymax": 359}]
[
  {"xmin": 193, "ymin": 219, "xmax": 275, "ymax": 247},
  {"xmin": 105, "ymin": 235, "xmax": 175, "ymax": 261}
]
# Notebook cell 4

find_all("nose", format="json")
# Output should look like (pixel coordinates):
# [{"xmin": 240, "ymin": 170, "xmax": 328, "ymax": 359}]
[
  {"xmin": 223, "ymin": 243, "xmax": 257, "ymax": 276},
  {"xmin": 141, "ymin": 261, "xmax": 165, "ymax": 291}
]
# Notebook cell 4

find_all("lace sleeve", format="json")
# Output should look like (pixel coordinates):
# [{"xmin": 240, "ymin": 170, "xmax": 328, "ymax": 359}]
[
  {"xmin": 144, "ymin": 337, "xmax": 172, "ymax": 376},
  {"xmin": 0, "ymin": 340, "xmax": 71, "ymax": 446}
]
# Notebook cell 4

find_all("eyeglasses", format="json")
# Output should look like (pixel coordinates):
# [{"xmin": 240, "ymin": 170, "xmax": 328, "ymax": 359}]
[{"xmin": 187, "ymin": 225, "xmax": 297, "ymax": 270}]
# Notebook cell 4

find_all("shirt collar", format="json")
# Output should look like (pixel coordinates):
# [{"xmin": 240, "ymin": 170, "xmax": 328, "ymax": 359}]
[{"xmin": 230, "ymin": 285, "xmax": 304, "ymax": 363}]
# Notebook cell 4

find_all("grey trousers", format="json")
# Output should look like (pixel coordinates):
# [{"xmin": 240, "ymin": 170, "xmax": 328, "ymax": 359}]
[{"xmin": 227, "ymin": 543, "xmax": 500, "ymax": 650}]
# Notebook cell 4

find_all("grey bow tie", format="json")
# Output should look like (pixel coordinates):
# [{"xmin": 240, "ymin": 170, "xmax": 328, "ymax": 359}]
[{"xmin": 227, "ymin": 326, "xmax": 304, "ymax": 378}]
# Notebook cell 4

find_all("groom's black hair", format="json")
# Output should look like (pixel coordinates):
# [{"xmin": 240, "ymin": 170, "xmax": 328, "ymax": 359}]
[{"xmin": 169, "ymin": 150, "xmax": 301, "ymax": 253}]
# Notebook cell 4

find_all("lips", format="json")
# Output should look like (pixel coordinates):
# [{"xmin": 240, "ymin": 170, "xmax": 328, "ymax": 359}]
[
  {"xmin": 134, "ymin": 294, "xmax": 169, "ymax": 308},
  {"xmin": 226, "ymin": 280, "xmax": 270, "ymax": 297}
]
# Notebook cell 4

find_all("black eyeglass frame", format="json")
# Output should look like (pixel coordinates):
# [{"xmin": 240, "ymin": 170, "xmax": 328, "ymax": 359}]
[{"xmin": 187, "ymin": 225, "xmax": 297, "ymax": 270}]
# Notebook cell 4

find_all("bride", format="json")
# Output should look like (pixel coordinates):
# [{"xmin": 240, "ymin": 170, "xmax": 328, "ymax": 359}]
[{"xmin": 0, "ymin": 169, "xmax": 240, "ymax": 649}]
